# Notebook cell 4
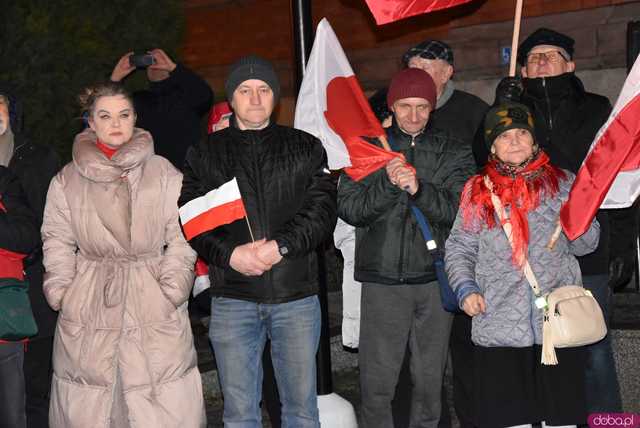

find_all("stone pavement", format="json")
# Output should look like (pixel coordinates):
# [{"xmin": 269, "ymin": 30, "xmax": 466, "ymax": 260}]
[{"xmin": 197, "ymin": 290, "xmax": 640, "ymax": 427}]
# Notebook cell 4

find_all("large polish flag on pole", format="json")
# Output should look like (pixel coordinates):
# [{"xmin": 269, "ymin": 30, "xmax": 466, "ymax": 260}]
[
  {"xmin": 179, "ymin": 178, "xmax": 247, "ymax": 240},
  {"xmin": 294, "ymin": 18, "xmax": 399, "ymax": 181},
  {"xmin": 364, "ymin": 0, "xmax": 474, "ymax": 25},
  {"xmin": 560, "ymin": 57, "xmax": 640, "ymax": 240}
]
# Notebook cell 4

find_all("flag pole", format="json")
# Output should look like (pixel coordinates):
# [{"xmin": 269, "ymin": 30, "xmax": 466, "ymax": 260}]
[
  {"xmin": 509, "ymin": 0, "xmax": 524, "ymax": 77},
  {"xmin": 244, "ymin": 215, "xmax": 256, "ymax": 243},
  {"xmin": 378, "ymin": 134, "xmax": 392, "ymax": 151}
]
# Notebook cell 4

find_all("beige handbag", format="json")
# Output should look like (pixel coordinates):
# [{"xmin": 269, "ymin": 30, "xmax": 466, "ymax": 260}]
[{"xmin": 486, "ymin": 177, "xmax": 607, "ymax": 365}]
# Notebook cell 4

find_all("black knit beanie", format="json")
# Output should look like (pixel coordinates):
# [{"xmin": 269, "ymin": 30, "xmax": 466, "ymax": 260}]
[
  {"xmin": 484, "ymin": 102, "xmax": 535, "ymax": 149},
  {"xmin": 225, "ymin": 55, "xmax": 280, "ymax": 101}
]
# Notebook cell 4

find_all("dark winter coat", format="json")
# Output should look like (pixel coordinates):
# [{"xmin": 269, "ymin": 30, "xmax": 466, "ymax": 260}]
[
  {"xmin": 338, "ymin": 122, "xmax": 475, "ymax": 285},
  {"xmin": 0, "ymin": 166, "xmax": 39, "ymax": 257},
  {"xmin": 427, "ymin": 83, "xmax": 489, "ymax": 149},
  {"xmin": 521, "ymin": 73, "xmax": 611, "ymax": 276},
  {"xmin": 179, "ymin": 117, "xmax": 337, "ymax": 304},
  {"xmin": 10, "ymin": 138, "xmax": 61, "ymax": 339},
  {"xmin": 134, "ymin": 63, "xmax": 213, "ymax": 170},
  {"xmin": 0, "ymin": 83, "xmax": 61, "ymax": 339}
]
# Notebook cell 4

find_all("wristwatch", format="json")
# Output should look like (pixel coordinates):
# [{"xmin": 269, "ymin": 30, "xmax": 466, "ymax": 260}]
[{"xmin": 277, "ymin": 240, "xmax": 289, "ymax": 257}]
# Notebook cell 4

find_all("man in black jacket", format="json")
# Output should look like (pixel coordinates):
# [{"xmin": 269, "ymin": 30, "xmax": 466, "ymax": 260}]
[
  {"xmin": 110, "ymin": 48, "xmax": 213, "ymax": 169},
  {"xmin": 483, "ymin": 28, "xmax": 622, "ymax": 413},
  {"xmin": 339, "ymin": 68, "xmax": 475, "ymax": 427},
  {"xmin": 368, "ymin": 40, "xmax": 487, "ymax": 428},
  {"xmin": 0, "ymin": 84, "xmax": 61, "ymax": 427},
  {"xmin": 179, "ymin": 55, "xmax": 336, "ymax": 427}
]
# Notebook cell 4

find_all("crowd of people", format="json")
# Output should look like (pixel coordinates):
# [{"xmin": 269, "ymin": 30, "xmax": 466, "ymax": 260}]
[{"xmin": 0, "ymin": 25, "xmax": 626, "ymax": 428}]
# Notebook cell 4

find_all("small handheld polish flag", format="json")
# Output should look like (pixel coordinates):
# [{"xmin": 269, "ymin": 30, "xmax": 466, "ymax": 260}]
[{"xmin": 179, "ymin": 177, "xmax": 247, "ymax": 241}]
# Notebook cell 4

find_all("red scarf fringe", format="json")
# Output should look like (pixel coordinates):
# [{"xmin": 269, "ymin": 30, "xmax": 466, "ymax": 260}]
[{"xmin": 460, "ymin": 151, "xmax": 566, "ymax": 267}]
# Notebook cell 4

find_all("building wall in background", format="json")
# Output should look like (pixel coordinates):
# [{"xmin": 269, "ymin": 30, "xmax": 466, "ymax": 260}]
[{"xmin": 183, "ymin": 0, "xmax": 640, "ymax": 123}]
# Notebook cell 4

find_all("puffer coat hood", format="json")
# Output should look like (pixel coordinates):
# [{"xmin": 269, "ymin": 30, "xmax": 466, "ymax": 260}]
[{"xmin": 42, "ymin": 128, "xmax": 204, "ymax": 427}]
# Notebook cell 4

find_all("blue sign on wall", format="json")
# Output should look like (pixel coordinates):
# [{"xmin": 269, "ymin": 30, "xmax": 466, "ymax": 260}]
[{"xmin": 501, "ymin": 47, "xmax": 511, "ymax": 65}]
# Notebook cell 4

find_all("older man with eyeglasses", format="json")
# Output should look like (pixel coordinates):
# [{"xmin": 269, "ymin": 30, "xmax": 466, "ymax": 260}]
[{"xmin": 480, "ymin": 27, "xmax": 623, "ymax": 415}]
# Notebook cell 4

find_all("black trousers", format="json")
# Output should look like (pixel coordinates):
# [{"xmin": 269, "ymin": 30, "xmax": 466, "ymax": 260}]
[{"xmin": 24, "ymin": 337, "xmax": 54, "ymax": 428}]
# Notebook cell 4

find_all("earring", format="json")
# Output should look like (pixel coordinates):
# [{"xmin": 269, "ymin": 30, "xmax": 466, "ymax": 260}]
[{"xmin": 490, "ymin": 146, "xmax": 496, "ymax": 154}]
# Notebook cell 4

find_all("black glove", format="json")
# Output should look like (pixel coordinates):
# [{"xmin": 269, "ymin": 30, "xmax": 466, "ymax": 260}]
[
  {"xmin": 494, "ymin": 76, "xmax": 523, "ymax": 105},
  {"xmin": 609, "ymin": 255, "xmax": 636, "ymax": 292}
]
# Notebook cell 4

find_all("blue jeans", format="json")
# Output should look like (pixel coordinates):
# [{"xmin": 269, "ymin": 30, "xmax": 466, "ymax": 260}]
[
  {"xmin": 0, "ymin": 342, "xmax": 26, "ymax": 428},
  {"xmin": 582, "ymin": 274, "xmax": 622, "ymax": 412},
  {"xmin": 210, "ymin": 296, "xmax": 321, "ymax": 428}
]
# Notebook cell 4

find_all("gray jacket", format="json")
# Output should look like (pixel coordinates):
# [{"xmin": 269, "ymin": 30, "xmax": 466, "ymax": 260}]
[{"xmin": 444, "ymin": 172, "xmax": 599, "ymax": 347}]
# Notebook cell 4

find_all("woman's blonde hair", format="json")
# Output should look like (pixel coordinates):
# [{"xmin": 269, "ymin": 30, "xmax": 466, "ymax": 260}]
[{"xmin": 78, "ymin": 82, "xmax": 133, "ymax": 116}]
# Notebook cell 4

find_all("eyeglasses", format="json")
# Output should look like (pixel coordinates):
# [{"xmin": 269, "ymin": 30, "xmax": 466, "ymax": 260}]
[{"xmin": 526, "ymin": 50, "xmax": 569, "ymax": 64}]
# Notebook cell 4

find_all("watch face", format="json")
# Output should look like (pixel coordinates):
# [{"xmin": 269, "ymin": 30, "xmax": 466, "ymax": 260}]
[{"xmin": 279, "ymin": 245, "xmax": 288, "ymax": 256}]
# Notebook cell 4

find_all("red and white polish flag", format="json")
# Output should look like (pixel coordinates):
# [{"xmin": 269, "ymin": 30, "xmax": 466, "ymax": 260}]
[
  {"xmin": 560, "ymin": 56, "xmax": 640, "ymax": 240},
  {"xmin": 294, "ymin": 18, "xmax": 398, "ymax": 181},
  {"xmin": 179, "ymin": 178, "xmax": 247, "ymax": 241}
]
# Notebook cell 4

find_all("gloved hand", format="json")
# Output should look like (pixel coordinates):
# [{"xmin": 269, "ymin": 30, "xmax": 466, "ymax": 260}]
[
  {"xmin": 609, "ymin": 255, "xmax": 636, "ymax": 292},
  {"xmin": 494, "ymin": 76, "xmax": 523, "ymax": 105}
]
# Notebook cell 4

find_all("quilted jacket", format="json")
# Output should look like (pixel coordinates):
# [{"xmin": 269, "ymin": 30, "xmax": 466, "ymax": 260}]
[
  {"xmin": 42, "ymin": 129, "xmax": 204, "ymax": 427},
  {"xmin": 444, "ymin": 172, "xmax": 600, "ymax": 347}
]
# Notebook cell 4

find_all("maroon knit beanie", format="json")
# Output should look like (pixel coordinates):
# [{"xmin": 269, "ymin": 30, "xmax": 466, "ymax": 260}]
[{"xmin": 386, "ymin": 68, "xmax": 437, "ymax": 110}]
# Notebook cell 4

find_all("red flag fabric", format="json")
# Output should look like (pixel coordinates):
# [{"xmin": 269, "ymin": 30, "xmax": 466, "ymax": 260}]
[
  {"xmin": 179, "ymin": 178, "xmax": 247, "ymax": 240},
  {"xmin": 324, "ymin": 75, "xmax": 400, "ymax": 180},
  {"xmin": 294, "ymin": 18, "xmax": 399, "ymax": 181},
  {"xmin": 364, "ymin": 0, "xmax": 474, "ymax": 25},
  {"xmin": 560, "ymin": 57, "xmax": 640, "ymax": 240},
  {"xmin": 324, "ymin": 75, "xmax": 385, "ymax": 141}
]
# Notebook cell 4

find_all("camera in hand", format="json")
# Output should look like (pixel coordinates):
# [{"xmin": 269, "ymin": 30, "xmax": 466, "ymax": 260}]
[{"xmin": 129, "ymin": 54, "xmax": 155, "ymax": 68}]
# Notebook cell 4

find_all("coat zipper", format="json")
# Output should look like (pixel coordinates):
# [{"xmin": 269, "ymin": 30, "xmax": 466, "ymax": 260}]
[
  {"xmin": 542, "ymin": 77, "xmax": 553, "ymax": 131},
  {"xmin": 250, "ymin": 134, "xmax": 273, "ymax": 300},
  {"xmin": 396, "ymin": 135, "xmax": 415, "ymax": 282}
]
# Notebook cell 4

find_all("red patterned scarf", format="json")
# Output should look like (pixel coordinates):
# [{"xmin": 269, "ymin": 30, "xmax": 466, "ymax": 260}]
[{"xmin": 460, "ymin": 150, "xmax": 566, "ymax": 267}]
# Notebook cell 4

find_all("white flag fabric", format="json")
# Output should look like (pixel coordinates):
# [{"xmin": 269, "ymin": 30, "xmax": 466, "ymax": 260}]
[
  {"xmin": 560, "ymin": 56, "xmax": 640, "ymax": 239},
  {"xmin": 179, "ymin": 177, "xmax": 246, "ymax": 240},
  {"xmin": 599, "ymin": 57, "xmax": 640, "ymax": 208},
  {"xmin": 294, "ymin": 18, "xmax": 353, "ymax": 170}
]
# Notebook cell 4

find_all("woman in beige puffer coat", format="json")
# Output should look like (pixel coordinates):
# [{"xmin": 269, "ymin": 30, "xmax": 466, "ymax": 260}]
[{"xmin": 41, "ymin": 82, "xmax": 204, "ymax": 428}]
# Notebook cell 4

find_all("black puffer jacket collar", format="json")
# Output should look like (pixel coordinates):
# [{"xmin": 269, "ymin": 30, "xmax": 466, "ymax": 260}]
[
  {"xmin": 227, "ymin": 113, "xmax": 277, "ymax": 142},
  {"xmin": 523, "ymin": 72, "xmax": 586, "ymax": 104}
]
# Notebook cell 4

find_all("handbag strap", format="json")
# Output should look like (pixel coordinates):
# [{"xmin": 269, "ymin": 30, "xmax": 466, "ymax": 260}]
[{"xmin": 484, "ymin": 176, "xmax": 542, "ymax": 297}]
